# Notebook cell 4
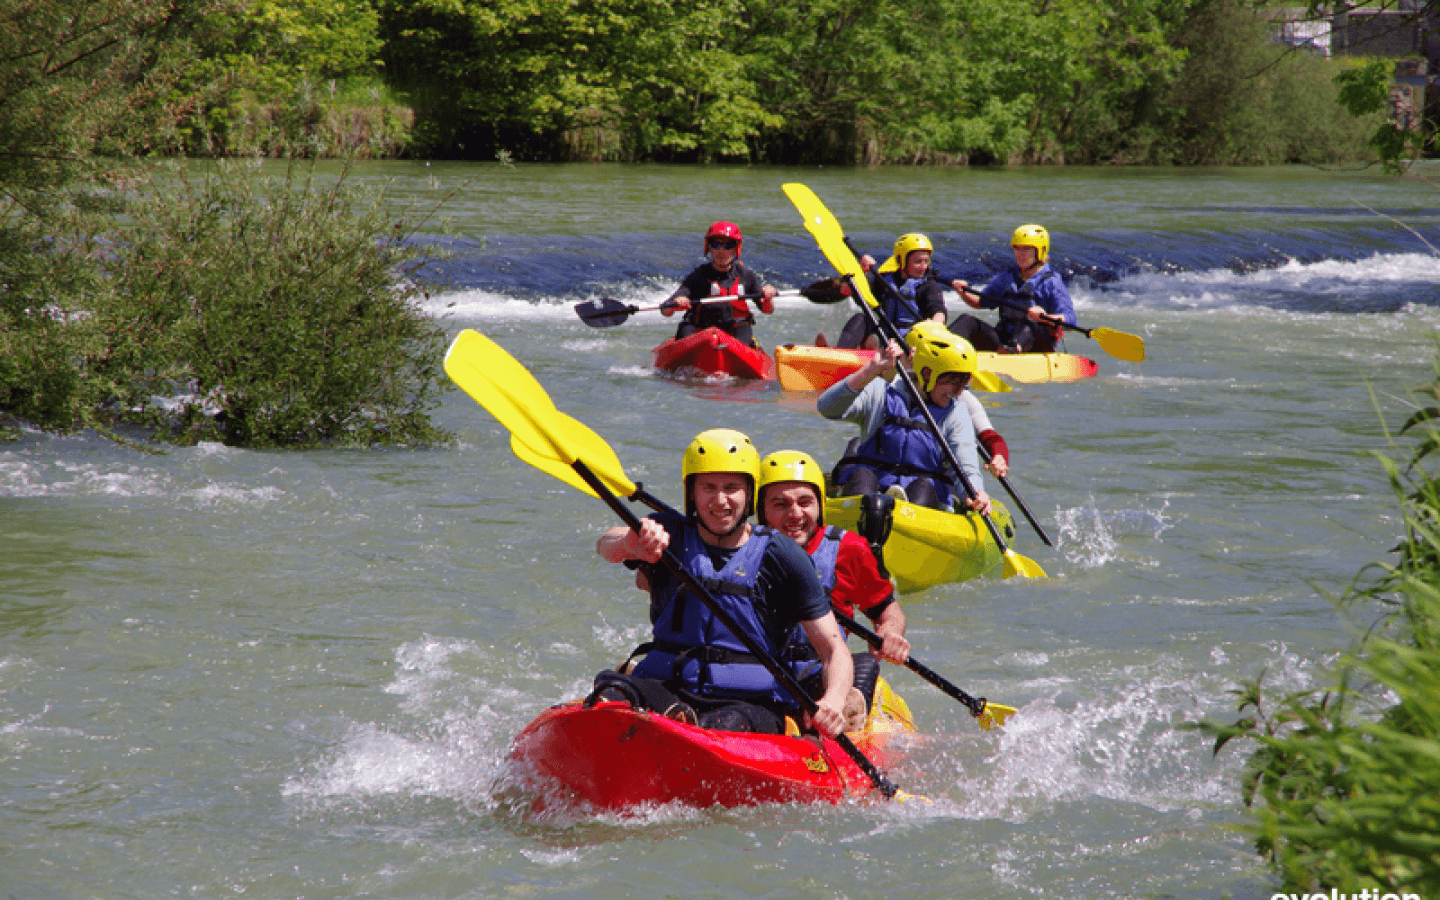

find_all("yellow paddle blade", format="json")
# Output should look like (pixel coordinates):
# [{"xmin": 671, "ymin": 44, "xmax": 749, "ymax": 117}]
[
  {"xmin": 508, "ymin": 412, "xmax": 635, "ymax": 500},
  {"xmin": 970, "ymin": 370, "xmax": 1011, "ymax": 394},
  {"xmin": 1092, "ymin": 327, "xmax": 1146, "ymax": 363},
  {"xmin": 877, "ymin": 255, "xmax": 899, "ymax": 274},
  {"xmin": 444, "ymin": 330, "xmax": 637, "ymax": 497},
  {"xmin": 1000, "ymin": 548, "xmax": 1047, "ymax": 580},
  {"xmin": 977, "ymin": 702, "xmax": 1018, "ymax": 731},
  {"xmin": 893, "ymin": 790, "xmax": 934, "ymax": 804},
  {"xmin": 782, "ymin": 183, "xmax": 881, "ymax": 311}
]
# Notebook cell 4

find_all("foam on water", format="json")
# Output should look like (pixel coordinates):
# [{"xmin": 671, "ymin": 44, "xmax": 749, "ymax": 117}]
[
  {"xmin": 905, "ymin": 655, "xmax": 1289, "ymax": 824},
  {"xmin": 1083, "ymin": 251, "xmax": 1440, "ymax": 314}
]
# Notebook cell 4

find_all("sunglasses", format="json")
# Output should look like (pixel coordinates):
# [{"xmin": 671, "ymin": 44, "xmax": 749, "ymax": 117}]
[{"xmin": 707, "ymin": 238, "xmax": 738, "ymax": 250}]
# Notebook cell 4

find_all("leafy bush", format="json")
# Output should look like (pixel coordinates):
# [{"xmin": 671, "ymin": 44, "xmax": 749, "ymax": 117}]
[
  {"xmin": 1202, "ymin": 355, "xmax": 1440, "ymax": 895},
  {"xmin": 1, "ymin": 160, "xmax": 453, "ymax": 448},
  {"xmin": 100, "ymin": 160, "xmax": 452, "ymax": 447}
]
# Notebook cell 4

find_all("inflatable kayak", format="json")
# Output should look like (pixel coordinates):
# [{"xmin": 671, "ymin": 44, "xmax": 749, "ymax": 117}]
[
  {"xmin": 774, "ymin": 343, "xmax": 1097, "ymax": 390},
  {"xmin": 508, "ymin": 678, "xmax": 916, "ymax": 810},
  {"xmin": 825, "ymin": 494, "xmax": 1018, "ymax": 594},
  {"xmin": 652, "ymin": 327, "xmax": 775, "ymax": 380}
]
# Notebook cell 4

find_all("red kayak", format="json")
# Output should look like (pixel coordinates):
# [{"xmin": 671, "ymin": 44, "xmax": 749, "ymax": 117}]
[
  {"xmin": 508, "ymin": 682, "xmax": 916, "ymax": 810},
  {"xmin": 651, "ymin": 327, "xmax": 776, "ymax": 380}
]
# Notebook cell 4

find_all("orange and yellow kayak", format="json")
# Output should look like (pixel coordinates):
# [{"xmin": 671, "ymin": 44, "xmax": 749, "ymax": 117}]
[{"xmin": 774, "ymin": 343, "xmax": 1097, "ymax": 391}]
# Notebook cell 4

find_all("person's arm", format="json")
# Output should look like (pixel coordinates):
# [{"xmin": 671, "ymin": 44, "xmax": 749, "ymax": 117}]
[
  {"xmin": 662, "ymin": 270, "xmax": 701, "ymax": 316},
  {"xmin": 837, "ymin": 535, "xmax": 910, "ymax": 664},
  {"xmin": 799, "ymin": 612, "xmax": 852, "ymax": 737},
  {"xmin": 961, "ymin": 391, "xmax": 1009, "ymax": 478},
  {"xmin": 951, "ymin": 278, "xmax": 984, "ymax": 309},
  {"xmin": 918, "ymin": 281, "xmax": 947, "ymax": 324},
  {"xmin": 1040, "ymin": 273, "xmax": 1078, "ymax": 326},
  {"xmin": 597, "ymin": 518, "xmax": 668, "ymax": 563},
  {"xmin": 944, "ymin": 407, "xmax": 990, "ymax": 515},
  {"xmin": 742, "ymin": 267, "xmax": 776, "ymax": 315},
  {"xmin": 867, "ymin": 601, "xmax": 909, "ymax": 665}
]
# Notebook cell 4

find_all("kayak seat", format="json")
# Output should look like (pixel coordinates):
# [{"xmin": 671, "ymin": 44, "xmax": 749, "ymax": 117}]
[
  {"xmin": 852, "ymin": 652, "xmax": 880, "ymax": 712},
  {"xmin": 858, "ymin": 492, "xmax": 895, "ymax": 579}
]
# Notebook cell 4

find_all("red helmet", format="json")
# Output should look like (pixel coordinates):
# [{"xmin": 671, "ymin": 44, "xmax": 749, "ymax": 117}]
[{"xmin": 703, "ymin": 221, "xmax": 743, "ymax": 256}]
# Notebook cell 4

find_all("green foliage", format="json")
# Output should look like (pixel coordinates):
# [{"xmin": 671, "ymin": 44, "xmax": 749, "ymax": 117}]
[
  {"xmin": 1198, "ymin": 349, "xmax": 1440, "ymax": 894},
  {"xmin": 90, "ymin": 161, "xmax": 452, "ymax": 447},
  {"xmin": 162, "ymin": 0, "xmax": 407, "ymax": 157},
  {"xmin": 379, "ymin": 0, "xmax": 782, "ymax": 161},
  {"xmin": 1334, "ymin": 58, "xmax": 1425, "ymax": 174},
  {"xmin": 1, "ymin": 3, "xmax": 451, "ymax": 447}
]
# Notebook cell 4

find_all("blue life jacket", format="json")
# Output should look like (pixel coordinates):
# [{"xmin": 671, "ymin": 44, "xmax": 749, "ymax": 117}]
[
  {"xmin": 879, "ymin": 274, "xmax": 925, "ymax": 334},
  {"xmin": 996, "ymin": 266, "xmax": 1061, "ymax": 338},
  {"xmin": 633, "ymin": 523, "xmax": 812, "ymax": 706},
  {"xmin": 785, "ymin": 526, "xmax": 846, "ymax": 654},
  {"xmin": 843, "ymin": 383, "xmax": 956, "ymax": 505}
]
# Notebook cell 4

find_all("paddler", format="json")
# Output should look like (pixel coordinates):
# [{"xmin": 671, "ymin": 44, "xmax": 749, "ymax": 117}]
[
  {"xmin": 661, "ymin": 221, "xmax": 777, "ymax": 347},
  {"xmin": 949, "ymin": 224, "xmax": 1077, "ymax": 354},
  {"xmin": 757, "ymin": 450, "xmax": 910, "ymax": 730},
  {"xmin": 592, "ymin": 428, "xmax": 853, "ymax": 738},
  {"xmin": 834, "ymin": 233, "xmax": 948, "ymax": 350},
  {"xmin": 818, "ymin": 323, "xmax": 994, "ymax": 514}
]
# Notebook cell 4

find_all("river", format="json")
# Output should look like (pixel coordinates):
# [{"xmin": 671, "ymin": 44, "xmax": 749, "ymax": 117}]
[{"xmin": 3, "ymin": 162, "xmax": 1439, "ymax": 900}]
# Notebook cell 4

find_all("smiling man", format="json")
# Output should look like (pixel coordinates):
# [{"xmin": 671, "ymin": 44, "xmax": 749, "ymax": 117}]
[
  {"xmin": 757, "ymin": 450, "xmax": 910, "ymax": 665},
  {"xmin": 594, "ymin": 429, "xmax": 852, "ymax": 737}
]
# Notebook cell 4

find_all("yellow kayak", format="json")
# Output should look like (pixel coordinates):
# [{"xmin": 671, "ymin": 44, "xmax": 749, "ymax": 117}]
[
  {"xmin": 825, "ymin": 495, "xmax": 1018, "ymax": 593},
  {"xmin": 775, "ymin": 343, "xmax": 1096, "ymax": 391}
]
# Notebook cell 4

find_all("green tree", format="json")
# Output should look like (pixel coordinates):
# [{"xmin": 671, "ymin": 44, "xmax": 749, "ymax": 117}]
[
  {"xmin": 167, "ymin": 0, "xmax": 388, "ymax": 156},
  {"xmin": 378, "ymin": 0, "xmax": 780, "ymax": 161}
]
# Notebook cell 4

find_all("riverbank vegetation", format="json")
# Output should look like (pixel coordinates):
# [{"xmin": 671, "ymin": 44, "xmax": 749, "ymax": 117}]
[
  {"xmin": 5, "ymin": 0, "xmax": 1412, "ymax": 167},
  {"xmin": 1, "ymin": 1, "xmax": 451, "ymax": 447},
  {"xmin": 1201, "ymin": 351, "xmax": 1440, "ymax": 895}
]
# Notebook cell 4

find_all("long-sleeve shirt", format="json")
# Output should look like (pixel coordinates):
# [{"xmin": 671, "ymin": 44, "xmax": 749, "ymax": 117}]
[{"xmin": 816, "ymin": 375, "xmax": 983, "ymax": 492}]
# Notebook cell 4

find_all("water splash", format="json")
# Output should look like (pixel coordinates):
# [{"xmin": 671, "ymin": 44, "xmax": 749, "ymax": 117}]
[{"xmin": 1056, "ymin": 498, "xmax": 1173, "ymax": 568}]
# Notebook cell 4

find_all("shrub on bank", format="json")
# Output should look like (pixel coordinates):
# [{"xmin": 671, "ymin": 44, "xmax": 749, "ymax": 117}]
[
  {"xmin": 1202, "ymin": 358, "xmax": 1440, "ymax": 895},
  {"xmin": 1, "ymin": 160, "xmax": 452, "ymax": 448}
]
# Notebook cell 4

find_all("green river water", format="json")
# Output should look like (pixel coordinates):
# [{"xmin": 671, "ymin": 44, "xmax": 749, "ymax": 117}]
[{"xmin": 3, "ymin": 162, "xmax": 1440, "ymax": 900}]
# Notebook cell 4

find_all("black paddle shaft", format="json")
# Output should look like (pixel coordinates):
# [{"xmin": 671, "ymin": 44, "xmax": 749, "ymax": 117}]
[
  {"xmin": 848, "ymin": 275, "xmax": 1016, "ymax": 556},
  {"xmin": 831, "ymin": 610, "xmax": 989, "ymax": 720},
  {"xmin": 570, "ymin": 458, "xmax": 900, "ymax": 799}
]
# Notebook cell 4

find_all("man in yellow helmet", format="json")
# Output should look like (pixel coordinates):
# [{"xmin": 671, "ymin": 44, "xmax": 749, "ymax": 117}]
[
  {"xmin": 950, "ymin": 224, "xmax": 1076, "ymax": 353},
  {"xmin": 834, "ymin": 233, "xmax": 949, "ymax": 350},
  {"xmin": 817, "ymin": 326, "xmax": 992, "ymax": 514},
  {"xmin": 757, "ymin": 449, "xmax": 908, "ymax": 731},
  {"xmin": 757, "ymin": 450, "xmax": 910, "ymax": 664},
  {"xmin": 594, "ymin": 429, "xmax": 853, "ymax": 737}
]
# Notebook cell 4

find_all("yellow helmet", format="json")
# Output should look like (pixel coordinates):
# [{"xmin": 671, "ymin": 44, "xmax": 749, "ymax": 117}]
[
  {"xmin": 1011, "ymin": 224, "xmax": 1049, "ymax": 263},
  {"xmin": 905, "ymin": 324, "xmax": 978, "ymax": 393},
  {"xmin": 682, "ymin": 428, "xmax": 760, "ymax": 518},
  {"xmin": 909, "ymin": 321, "xmax": 1010, "ymax": 393},
  {"xmin": 886, "ymin": 233, "xmax": 934, "ymax": 272},
  {"xmin": 757, "ymin": 450, "xmax": 826, "ymax": 512}
]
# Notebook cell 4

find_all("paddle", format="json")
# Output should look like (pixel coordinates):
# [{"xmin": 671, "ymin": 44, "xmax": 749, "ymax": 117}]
[
  {"xmin": 972, "ymin": 291, "xmax": 1146, "ymax": 363},
  {"xmin": 443, "ymin": 328, "xmax": 905, "ymax": 801},
  {"xmin": 831, "ymin": 610, "xmax": 1016, "ymax": 731},
  {"xmin": 575, "ymin": 280, "xmax": 848, "ymax": 329},
  {"xmin": 783, "ymin": 182, "xmax": 1046, "ymax": 580},
  {"xmin": 974, "ymin": 441, "xmax": 1053, "ymax": 547}
]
